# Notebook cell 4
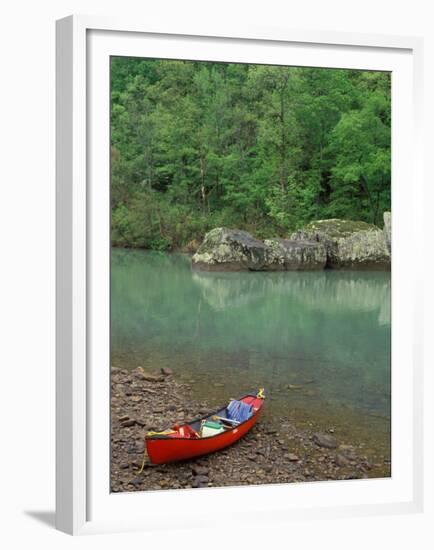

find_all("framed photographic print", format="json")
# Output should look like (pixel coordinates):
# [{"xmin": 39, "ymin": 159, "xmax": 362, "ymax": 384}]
[{"xmin": 56, "ymin": 15, "xmax": 424, "ymax": 535}]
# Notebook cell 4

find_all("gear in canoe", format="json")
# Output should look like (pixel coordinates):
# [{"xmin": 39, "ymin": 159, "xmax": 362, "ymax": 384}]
[{"xmin": 144, "ymin": 389, "xmax": 265, "ymax": 465}]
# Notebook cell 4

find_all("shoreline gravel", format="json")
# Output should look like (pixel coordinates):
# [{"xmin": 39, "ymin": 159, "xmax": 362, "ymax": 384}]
[{"xmin": 111, "ymin": 367, "xmax": 390, "ymax": 492}]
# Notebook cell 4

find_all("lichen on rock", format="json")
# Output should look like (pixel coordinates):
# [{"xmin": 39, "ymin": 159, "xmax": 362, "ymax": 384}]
[
  {"xmin": 192, "ymin": 227, "xmax": 268, "ymax": 271},
  {"xmin": 383, "ymin": 212, "xmax": 391, "ymax": 252},
  {"xmin": 192, "ymin": 214, "xmax": 391, "ymax": 272},
  {"xmin": 291, "ymin": 218, "xmax": 390, "ymax": 270},
  {"xmin": 264, "ymin": 238, "xmax": 327, "ymax": 271}
]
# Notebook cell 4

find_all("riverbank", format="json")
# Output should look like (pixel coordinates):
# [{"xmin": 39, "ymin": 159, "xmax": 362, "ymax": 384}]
[{"xmin": 111, "ymin": 367, "xmax": 390, "ymax": 492}]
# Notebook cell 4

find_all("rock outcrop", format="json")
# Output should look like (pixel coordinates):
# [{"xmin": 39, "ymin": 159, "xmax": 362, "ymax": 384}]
[
  {"xmin": 383, "ymin": 212, "xmax": 391, "ymax": 252},
  {"xmin": 264, "ymin": 238, "xmax": 327, "ymax": 271},
  {"xmin": 192, "ymin": 215, "xmax": 391, "ymax": 272},
  {"xmin": 291, "ymin": 219, "xmax": 390, "ymax": 270},
  {"xmin": 192, "ymin": 227, "xmax": 268, "ymax": 271}
]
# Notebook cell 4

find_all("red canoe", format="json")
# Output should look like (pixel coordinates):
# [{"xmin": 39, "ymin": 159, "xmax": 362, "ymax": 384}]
[{"xmin": 145, "ymin": 391, "xmax": 265, "ymax": 464}]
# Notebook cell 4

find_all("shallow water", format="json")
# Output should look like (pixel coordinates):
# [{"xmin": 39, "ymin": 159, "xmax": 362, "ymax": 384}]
[{"xmin": 111, "ymin": 249, "xmax": 391, "ymax": 462}]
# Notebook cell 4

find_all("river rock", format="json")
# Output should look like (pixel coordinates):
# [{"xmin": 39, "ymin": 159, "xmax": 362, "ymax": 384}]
[
  {"xmin": 121, "ymin": 419, "xmax": 136, "ymax": 427},
  {"xmin": 192, "ymin": 465, "xmax": 209, "ymax": 476},
  {"xmin": 286, "ymin": 453, "xmax": 299, "ymax": 462},
  {"xmin": 192, "ymin": 227, "xmax": 269, "ymax": 271},
  {"xmin": 264, "ymin": 238, "xmax": 327, "ymax": 270},
  {"xmin": 335, "ymin": 453, "xmax": 350, "ymax": 467},
  {"xmin": 141, "ymin": 373, "xmax": 164, "ymax": 383},
  {"xmin": 130, "ymin": 477, "xmax": 143, "ymax": 487},
  {"xmin": 291, "ymin": 218, "xmax": 390, "ymax": 270},
  {"xmin": 312, "ymin": 433, "xmax": 338, "ymax": 449},
  {"xmin": 192, "ymin": 475, "xmax": 209, "ymax": 488},
  {"xmin": 110, "ymin": 365, "xmax": 391, "ymax": 492},
  {"xmin": 161, "ymin": 367, "xmax": 173, "ymax": 376},
  {"xmin": 338, "ymin": 444, "xmax": 357, "ymax": 460}
]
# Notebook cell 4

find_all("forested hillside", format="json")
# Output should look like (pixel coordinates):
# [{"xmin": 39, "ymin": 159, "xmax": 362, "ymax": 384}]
[{"xmin": 111, "ymin": 58, "xmax": 391, "ymax": 250}]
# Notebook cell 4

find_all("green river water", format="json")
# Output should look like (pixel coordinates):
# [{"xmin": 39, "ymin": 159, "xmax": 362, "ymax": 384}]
[{"xmin": 111, "ymin": 249, "xmax": 391, "ymax": 462}]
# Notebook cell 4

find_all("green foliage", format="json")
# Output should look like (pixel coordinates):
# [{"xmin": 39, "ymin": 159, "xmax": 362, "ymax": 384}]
[{"xmin": 110, "ymin": 58, "xmax": 391, "ymax": 249}]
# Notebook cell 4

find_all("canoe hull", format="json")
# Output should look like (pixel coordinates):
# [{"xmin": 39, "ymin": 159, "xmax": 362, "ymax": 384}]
[{"xmin": 146, "ymin": 401, "xmax": 263, "ymax": 464}]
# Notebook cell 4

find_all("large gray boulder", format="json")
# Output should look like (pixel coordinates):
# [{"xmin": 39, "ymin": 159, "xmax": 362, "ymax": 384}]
[
  {"xmin": 192, "ymin": 227, "xmax": 268, "ymax": 271},
  {"xmin": 264, "ymin": 238, "xmax": 327, "ymax": 270},
  {"xmin": 192, "ymin": 216, "xmax": 391, "ymax": 272},
  {"xmin": 291, "ymin": 218, "xmax": 390, "ymax": 270}
]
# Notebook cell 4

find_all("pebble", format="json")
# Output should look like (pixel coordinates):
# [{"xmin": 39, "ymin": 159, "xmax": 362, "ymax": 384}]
[
  {"xmin": 142, "ymin": 374, "xmax": 164, "ymax": 383},
  {"xmin": 286, "ymin": 453, "xmax": 299, "ymax": 462},
  {"xmin": 338, "ymin": 445, "xmax": 357, "ymax": 460},
  {"xmin": 192, "ymin": 465, "xmax": 209, "ymax": 476},
  {"xmin": 110, "ymin": 369, "xmax": 390, "ymax": 493},
  {"xmin": 135, "ymin": 440, "xmax": 145, "ymax": 453},
  {"xmin": 121, "ymin": 419, "xmax": 136, "ymax": 427},
  {"xmin": 335, "ymin": 454, "xmax": 350, "ymax": 467},
  {"xmin": 130, "ymin": 477, "xmax": 142, "ymax": 487},
  {"xmin": 161, "ymin": 367, "xmax": 173, "ymax": 376},
  {"xmin": 192, "ymin": 475, "xmax": 208, "ymax": 488}
]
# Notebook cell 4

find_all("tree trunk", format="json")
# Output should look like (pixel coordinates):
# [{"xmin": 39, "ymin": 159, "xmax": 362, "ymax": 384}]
[{"xmin": 200, "ymin": 156, "xmax": 207, "ymax": 212}]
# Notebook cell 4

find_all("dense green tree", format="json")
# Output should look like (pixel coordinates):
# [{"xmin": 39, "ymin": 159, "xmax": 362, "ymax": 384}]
[
  {"xmin": 325, "ymin": 73, "xmax": 391, "ymax": 224},
  {"xmin": 110, "ymin": 58, "xmax": 391, "ymax": 250}
]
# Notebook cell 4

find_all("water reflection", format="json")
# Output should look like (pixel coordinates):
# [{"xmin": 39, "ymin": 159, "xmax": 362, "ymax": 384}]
[
  {"xmin": 192, "ymin": 270, "xmax": 390, "ymax": 325},
  {"xmin": 111, "ymin": 249, "xmax": 391, "ymax": 419}
]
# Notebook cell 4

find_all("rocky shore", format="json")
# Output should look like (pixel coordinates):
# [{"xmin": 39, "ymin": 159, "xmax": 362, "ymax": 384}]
[
  {"xmin": 192, "ymin": 213, "xmax": 391, "ymax": 272},
  {"xmin": 111, "ymin": 367, "xmax": 390, "ymax": 492}
]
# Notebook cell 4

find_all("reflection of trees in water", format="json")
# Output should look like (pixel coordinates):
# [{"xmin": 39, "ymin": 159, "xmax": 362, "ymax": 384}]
[
  {"xmin": 191, "ymin": 272, "xmax": 268, "ymax": 310},
  {"xmin": 192, "ymin": 270, "xmax": 390, "ymax": 326},
  {"xmin": 111, "ymin": 251, "xmax": 390, "ymax": 356},
  {"xmin": 111, "ymin": 251, "xmax": 391, "ymax": 417}
]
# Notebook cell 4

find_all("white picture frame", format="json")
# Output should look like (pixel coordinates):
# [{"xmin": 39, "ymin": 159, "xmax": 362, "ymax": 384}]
[{"xmin": 56, "ymin": 14, "xmax": 424, "ymax": 535}]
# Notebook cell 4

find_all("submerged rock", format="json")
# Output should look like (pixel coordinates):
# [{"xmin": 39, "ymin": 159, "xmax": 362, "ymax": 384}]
[
  {"xmin": 291, "ymin": 218, "xmax": 390, "ymax": 270},
  {"xmin": 312, "ymin": 433, "xmax": 338, "ymax": 449},
  {"xmin": 192, "ymin": 227, "xmax": 268, "ymax": 271},
  {"xmin": 161, "ymin": 367, "xmax": 173, "ymax": 376},
  {"xmin": 338, "ymin": 444, "xmax": 358, "ymax": 461},
  {"xmin": 265, "ymin": 238, "xmax": 327, "ymax": 270}
]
